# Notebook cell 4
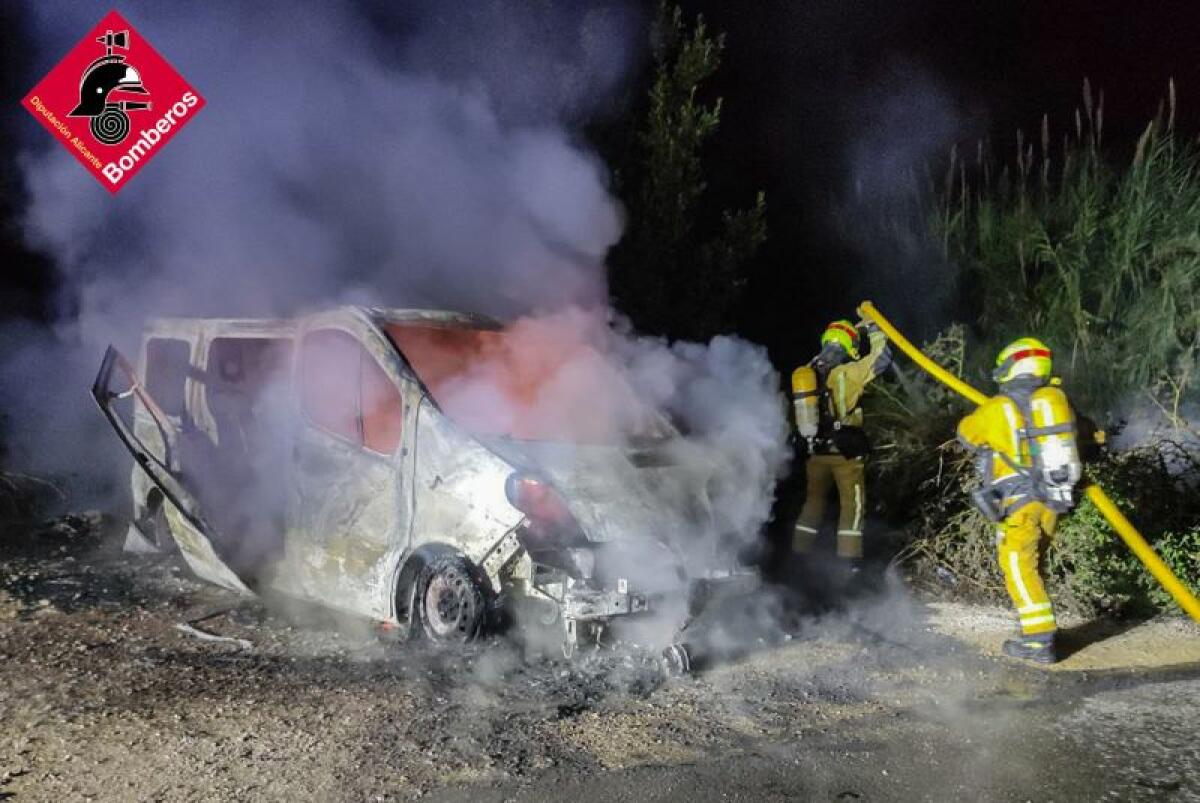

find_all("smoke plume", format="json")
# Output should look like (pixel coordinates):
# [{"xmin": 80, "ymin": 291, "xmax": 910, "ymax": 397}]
[
  {"xmin": 833, "ymin": 61, "xmax": 978, "ymax": 335},
  {"xmin": 7, "ymin": 0, "xmax": 789, "ymax": 648},
  {"xmin": 9, "ymin": 0, "xmax": 640, "ymax": 478}
]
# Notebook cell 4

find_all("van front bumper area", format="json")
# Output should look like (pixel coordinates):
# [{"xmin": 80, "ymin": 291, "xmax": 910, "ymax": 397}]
[{"xmin": 519, "ymin": 565, "xmax": 761, "ymax": 657}]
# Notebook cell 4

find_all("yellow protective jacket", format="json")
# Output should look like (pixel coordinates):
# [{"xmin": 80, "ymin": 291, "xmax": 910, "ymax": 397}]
[
  {"xmin": 791, "ymin": 327, "xmax": 892, "ymax": 431},
  {"xmin": 958, "ymin": 393, "xmax": 1032, "ymax": 484},
  {"xmin": 957, "ymin": 381, "xmax": 1081, "ymax": 511}
]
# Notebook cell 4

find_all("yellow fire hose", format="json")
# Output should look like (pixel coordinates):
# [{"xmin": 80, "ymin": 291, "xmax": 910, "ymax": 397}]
[{"xmin": 857, "ymin": 300, "xmax": 1200, "ymax": 622}]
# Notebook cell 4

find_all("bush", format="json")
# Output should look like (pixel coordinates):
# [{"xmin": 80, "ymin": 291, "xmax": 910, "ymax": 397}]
[
  {"xmin": 876, "ymin": 386, "xmax": 1200, "ymax": 616},
  {"xmin": 1050, "ymin": 442, "xmax": 1200, "ymax": 615},
  {"xmin": 860, "ymin": 322, "xmax": 1200, "ymax": 615}
]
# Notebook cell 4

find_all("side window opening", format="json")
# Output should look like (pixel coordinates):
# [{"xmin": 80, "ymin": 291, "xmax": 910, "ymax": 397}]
[
  {"xmin": 300, "ymin": 329, "xmax": 404, "ymax": 454},
  {"xmin": 205, "ymin": 337, "xmax": 294, "ymax": 455},
  {"xmin": 181, "ymin": 336, "xmax": 295, "ymax": 575},
  {"xmin": 144, "ymin": 338, "xmax": 190, "ymax": 419},
  {"xmin": 300, "ymin": 330, "xmax": 360, "ymax": 443},
  {"xmin": 362, "ymin": 347, "xmax": 403, "ymax": 454}
]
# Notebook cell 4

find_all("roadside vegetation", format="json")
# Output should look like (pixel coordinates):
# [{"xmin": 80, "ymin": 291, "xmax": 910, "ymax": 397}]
[
  {"xmin": 607, "ymin": 3, "xmax": 767, "ymax": 341},
  {"xmin": 869, "ymin": 83, "xmax": 1200, "ymax": 615}
]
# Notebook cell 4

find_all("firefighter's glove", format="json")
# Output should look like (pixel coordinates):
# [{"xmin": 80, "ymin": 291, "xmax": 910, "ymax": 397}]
[{"xmin": 855, "ymin": 320, "xmax": 878, "ymax": 352}]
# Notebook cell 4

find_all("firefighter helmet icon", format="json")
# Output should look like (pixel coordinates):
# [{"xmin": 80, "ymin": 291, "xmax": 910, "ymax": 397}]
[{"xmin": 68, "ymin": 29, "xmax": 151, "ymax": 145}]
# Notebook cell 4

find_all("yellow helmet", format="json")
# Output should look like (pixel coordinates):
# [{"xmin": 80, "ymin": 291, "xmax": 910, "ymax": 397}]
[
  {"xmin": 820, "ymin": 319, "xmax": 861, "ymax": 360},
  {"xmin": 993, "ymin": 337, "xmax": 1053, "ymax": 383}
]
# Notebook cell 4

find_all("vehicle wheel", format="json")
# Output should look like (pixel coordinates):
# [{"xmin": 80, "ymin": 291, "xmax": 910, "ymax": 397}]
[{"xmin": 413, "ymin": 554, "xmax": 486, "ymax": 643}]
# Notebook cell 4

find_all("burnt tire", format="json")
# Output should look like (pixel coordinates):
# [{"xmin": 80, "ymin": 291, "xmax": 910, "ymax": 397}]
[{"xmin": 412, "ymin": 554, "xmax": 487, "ymax": 643}]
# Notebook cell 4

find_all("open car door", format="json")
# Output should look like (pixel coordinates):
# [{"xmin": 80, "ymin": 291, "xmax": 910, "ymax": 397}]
[{"xmin": 92, "ymin": 346, "xmax": 253, "ymax": 595}]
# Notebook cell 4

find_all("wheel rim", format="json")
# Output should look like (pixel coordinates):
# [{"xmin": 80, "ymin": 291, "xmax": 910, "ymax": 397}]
[{"xmin": 423, "ymin": 567, "xmax": 472, "ymax": 638}]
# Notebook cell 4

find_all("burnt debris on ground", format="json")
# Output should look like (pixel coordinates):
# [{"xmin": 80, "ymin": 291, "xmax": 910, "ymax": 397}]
[{"xmin": 2, "ymin": 509, "xmax": 1199, "ymax": 801}]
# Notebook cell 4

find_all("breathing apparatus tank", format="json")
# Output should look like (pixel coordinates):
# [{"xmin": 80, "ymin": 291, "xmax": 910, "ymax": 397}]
[
  {"xmin": 1025, "ymin": 384, "xmax": 1082, "ymax": 511},
  {"xmin": 791, "ymin": 365, "xmax": 820, "ymax": 445}
]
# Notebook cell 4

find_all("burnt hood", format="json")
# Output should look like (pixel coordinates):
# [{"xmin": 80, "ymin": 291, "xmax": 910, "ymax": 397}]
[{"xmin": 482, "ymin": 437, "xmax": 720, "ymax": 549}]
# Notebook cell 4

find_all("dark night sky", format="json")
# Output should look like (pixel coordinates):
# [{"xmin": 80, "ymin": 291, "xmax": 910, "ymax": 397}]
[
  {"xmin": 3, "ymin": 1, "xmax": 1199, "ymax": 370},
  {"xmin": 680, "ymin": 0, "xmax": 1200, "ymax": 368}
]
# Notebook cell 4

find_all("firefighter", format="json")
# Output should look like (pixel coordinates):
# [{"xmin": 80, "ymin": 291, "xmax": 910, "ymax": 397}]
[
  {"xmin": 791, "ymin": 318, "xmax": 891, "ymax": 564},
  {"xmin": 957, "ymin": 338, "xmax": 1083, "ymax": 664}
]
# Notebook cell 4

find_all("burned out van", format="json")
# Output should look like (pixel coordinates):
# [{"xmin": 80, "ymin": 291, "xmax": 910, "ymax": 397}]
[{"xmin": 93, "ymin": 307, "xmax": 756, "ymax": 655}]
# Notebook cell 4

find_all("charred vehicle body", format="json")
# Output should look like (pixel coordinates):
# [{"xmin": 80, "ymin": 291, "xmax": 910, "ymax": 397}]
[{"xmin": 94, "ymin": 307, "xmax": 756, "ymax": 655}]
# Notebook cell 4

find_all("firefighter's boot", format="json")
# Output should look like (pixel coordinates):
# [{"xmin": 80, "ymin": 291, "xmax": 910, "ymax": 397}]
[{"xmin": 1001, "ymin": 632, "xmax": 1058, "ymax": 664}]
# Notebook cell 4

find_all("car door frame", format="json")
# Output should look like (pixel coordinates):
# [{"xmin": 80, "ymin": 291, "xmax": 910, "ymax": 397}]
[
  {"xmin": 92, "ymin": 345, "xmax": 254, "ymax": 594},
  {"xmin": 284, "ymin": 308, "xmax": 419, "ymax": 620}
]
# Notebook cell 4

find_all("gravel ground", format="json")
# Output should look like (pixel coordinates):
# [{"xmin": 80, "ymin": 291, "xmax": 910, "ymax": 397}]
[{"xmin": 1, "ymin": 512, "xmax": 1198, "ymax": 801}]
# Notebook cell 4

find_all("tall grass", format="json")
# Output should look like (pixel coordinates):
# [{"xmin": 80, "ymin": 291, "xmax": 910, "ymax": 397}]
[{"xmin": 938, "ymin": 80, "xmax": 1200, "ymax": 424}]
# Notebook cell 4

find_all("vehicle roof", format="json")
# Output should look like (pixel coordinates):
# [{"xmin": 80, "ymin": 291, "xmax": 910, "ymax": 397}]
[
  {"xmin": 369, "ymin": 307, "xmax": 501, "ymax": 328},
  {"xmin": 143, "ymin": 305, "xmax": 501, "ymax": 337}
]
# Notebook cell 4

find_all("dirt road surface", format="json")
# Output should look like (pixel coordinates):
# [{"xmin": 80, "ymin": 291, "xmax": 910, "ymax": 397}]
[{"xmin": 2, "ymin": 513, "xmax": 1198, "ymax": 801}]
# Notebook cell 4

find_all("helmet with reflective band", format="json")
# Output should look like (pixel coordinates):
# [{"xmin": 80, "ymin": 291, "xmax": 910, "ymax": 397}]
[
  {"xmin": 993, "ymin": 337, "xmax": 1053, "ymax": 384},
  {"xmin": 820, "ymin": 319, "xmax": 861, "ymax": 360}
]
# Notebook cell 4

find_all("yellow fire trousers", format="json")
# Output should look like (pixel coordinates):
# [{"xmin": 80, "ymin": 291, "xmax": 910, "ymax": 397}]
[
  {"xmin": 998, "ymin": 500, "xmax": 1059, "ymax": 636},
  {"xmin": 793, "ymin": 454, "xmax": 865, "ymax": 559}
]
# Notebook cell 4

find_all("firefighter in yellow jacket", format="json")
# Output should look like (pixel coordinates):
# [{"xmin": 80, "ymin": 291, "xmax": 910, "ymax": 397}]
[
  {"xmin": 957, "ymin": 338, "xmax": 1082, "ymax": 664},
  {"xmin": 791, "ymin": 319, "xmax": 891, "ymax": 563}
]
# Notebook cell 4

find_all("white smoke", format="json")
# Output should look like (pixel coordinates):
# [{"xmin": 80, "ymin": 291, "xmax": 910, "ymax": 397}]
[
  {"xmin": 19, "ymin": 1, "xmax": 627, "ymax": 325},
  {"xmin": 620, "ymin": 330, "xmax": 791, "ymax": 540},
  {"xmin": 8, "ymin": 0, "xmax": 790, "ymax": 615},
  {"xmin": 834, "ymin": 60, "xmax": 980, "ymax": 333},
  {"xmin": 7, "ymin": 1, "xmax": 634, "ymax": 480}
]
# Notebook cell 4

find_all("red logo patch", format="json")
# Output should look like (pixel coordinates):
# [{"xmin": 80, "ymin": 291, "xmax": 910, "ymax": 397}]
[{"xmin": 22, "ymin": 10, "xmax": 205, "ymax": 194}]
